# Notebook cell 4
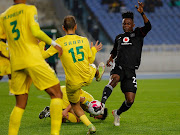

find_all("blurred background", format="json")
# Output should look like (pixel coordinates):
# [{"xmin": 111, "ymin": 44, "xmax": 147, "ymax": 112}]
[{"xmin": 1, "ymin": 0, "xmax": 180, "ymax": 79}]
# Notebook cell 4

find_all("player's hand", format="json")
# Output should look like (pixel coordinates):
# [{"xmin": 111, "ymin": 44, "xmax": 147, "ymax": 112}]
[
  {"xmin": 62, "ymin": 110, "xmax": 69, "ymax": 119},
  {"xmin": 135, "ymin": 1, "xmax": 144, "ymax": 13},
  {"xmin": 54, "ymin": 44, "xmax": 63, "ymax": 57},
  {"xmin": 93, "ymin": 115, "xmax": 103, "ymax": 120},
  {"xmin": 106, "ymin": 56, "xmax": 113, "ymax": 67},
  {"xmin": 91, "ymin": 41, "xmax": 103, "ymax": 52}
]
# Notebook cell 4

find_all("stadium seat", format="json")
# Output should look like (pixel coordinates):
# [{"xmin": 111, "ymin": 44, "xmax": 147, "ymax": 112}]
[{"xmin": 85, "ymin": 0, "xmax": 180, "ymax": 45}]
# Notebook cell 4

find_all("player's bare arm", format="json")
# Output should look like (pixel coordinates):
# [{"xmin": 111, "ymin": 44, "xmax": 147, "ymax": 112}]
[
  {"xmin": 54, "ymin": 44, "xmax": 63, "ymax": 57},
  {"xmin": 135, "ymin": 1, "xmax": 149, "ymax": 23},
  {"xmin": 62, "ymin": 104, "xmax": 71, "ymax": 119},
  {"xmin": 106, "ymin": 54, "xmax": 114, "ymax": 67}
]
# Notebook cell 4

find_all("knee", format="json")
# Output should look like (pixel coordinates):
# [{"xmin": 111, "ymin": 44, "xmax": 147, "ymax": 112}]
[
  {"xmin": 55, "ymin": 89, "xmax": 63, "ymax": 99},
  {"xmin": 109, "ymin": 74, "xmax": 120, "ymax": 88},
  {"xmin": 126, "ymin": 98, "xmax": 134, "ymax": 106},
  {"xmin": 46, "ymin": 84, "xmax": 63, "ymax": 99},
  {"xmin": 113, "ymin": 74, "xmax": 120, "ymax": 82},
  {"xmin": 57, "ymin": 90, "xmax": 63, "ymax": 99}
]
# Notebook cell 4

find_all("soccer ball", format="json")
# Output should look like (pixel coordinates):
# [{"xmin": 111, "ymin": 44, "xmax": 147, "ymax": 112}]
[{"xmin": 88, "ymin": 100, "xmax": 104, "ymax": 116}]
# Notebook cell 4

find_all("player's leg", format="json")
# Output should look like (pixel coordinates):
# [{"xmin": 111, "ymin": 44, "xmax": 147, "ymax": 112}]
[
  {"xmin": 67, "ymin": 87, "xmax": 96, "ymax": 134},
  {"xmin": 101, "ymin": 74, "xmax": 120, "ymax": 104},
  {"xmin": 112, "ymin": 92, "xmax": 135, "ymax": 126},
  {"xmin": 27, "ymin": 64, "xmax": 63, "ymax": 135},
  {"xmin": 8, "ymin": 70, "xmax": 31, "ymax": 135},
  {"xmin": 113, "ymin": 70, "xmax": 137, "ymax": 126},
  {"xmin": 45, "ymin": 83, "xmax": 63, "ymax": 135},
  {"xmin": 71, "ymin": 101, "xmax": 96, "ymax": 134},
  {"xmin": 9, "ymin": 94, "xmax": 28, "ymax": 135},
  {"xmin": 117, "ymin": 92, "xmax": 135, "ymax": 115}
]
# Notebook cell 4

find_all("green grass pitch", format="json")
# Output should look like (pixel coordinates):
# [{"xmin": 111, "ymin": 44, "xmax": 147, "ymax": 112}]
[{"xmin": 0, "ymin": 79, "xmax": 180, "ymax": 135}]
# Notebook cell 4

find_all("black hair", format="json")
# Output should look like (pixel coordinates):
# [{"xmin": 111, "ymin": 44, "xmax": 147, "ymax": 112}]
[
  {"xmin": 63, "ymin": 15, "xmax": 76, "ymax": 31},
  {"xmin": 122, "ymin": 11, "xmax": 134, "ymax": 20}
]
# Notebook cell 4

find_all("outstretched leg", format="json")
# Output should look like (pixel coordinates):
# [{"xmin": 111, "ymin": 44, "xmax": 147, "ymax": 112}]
[{"xmin": 101, "ymin": 74, "xmax": 120, "ymax": 104}]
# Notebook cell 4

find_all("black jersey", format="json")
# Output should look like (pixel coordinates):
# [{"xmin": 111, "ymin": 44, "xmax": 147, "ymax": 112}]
[{"xmin": 110, "ymin": 21, "xmax": 151, "ymax": 69}]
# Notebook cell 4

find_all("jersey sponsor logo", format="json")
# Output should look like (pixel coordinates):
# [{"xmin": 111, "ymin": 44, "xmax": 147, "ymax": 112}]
[
  {"xmin": 123, "ymin": 37, "xmax": 129, "ymax": 43},
  {"xmin": 121, "ymin": 37, "xmax": 132, "ymax": 45}
]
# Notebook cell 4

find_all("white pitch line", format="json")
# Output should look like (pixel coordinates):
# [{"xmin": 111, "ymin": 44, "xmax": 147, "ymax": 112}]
[{"xmin": 37, "ymin": 95, "xmax": 50, "ymax": 100}]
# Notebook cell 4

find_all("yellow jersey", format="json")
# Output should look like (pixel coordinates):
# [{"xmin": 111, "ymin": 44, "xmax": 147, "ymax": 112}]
[
  {"xmin": 0, "ymin": 4, "xmax": 46, "ymax": 71},
  {"xmin": 0, "ymin": 41, "xmax": 9, "ymax": 61},
  {"xmin": 61, "ymin": 86, "xmax": 94, "ymax": 109},
  {"xmin": 44, "ymin": 34, "xmax": 97, "ymax": 86}
]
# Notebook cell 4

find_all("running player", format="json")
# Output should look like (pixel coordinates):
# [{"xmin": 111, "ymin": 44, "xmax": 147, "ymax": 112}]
[
  {"xmin": 41, "ymin": 15, "xmax": 105, "ymax": 134},
  {"xmin": 100, "ymin": 1, "xmax": 152, "ymax": 126},
  {"xmin": 0, "ymin": 0, "xmax": 63, "ymax": 135}
]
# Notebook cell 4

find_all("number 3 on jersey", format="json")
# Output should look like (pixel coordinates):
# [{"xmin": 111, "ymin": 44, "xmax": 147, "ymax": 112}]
[
  {"xmin": 10, "ymin": 20, "xmax": 20, "ymax": 40},
  {"xmin": 69, "ymin": 46, "xmax": 84, "ymax": 63}
]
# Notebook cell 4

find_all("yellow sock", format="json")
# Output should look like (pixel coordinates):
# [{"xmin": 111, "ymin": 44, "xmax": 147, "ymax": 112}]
[
  {"xmin": 50, "ymin": 98, "xmax": 63, "ymax": 135},
  {"xmin": 67, "ymin": 112, "xmax": 78, "ymax": 123},
  {"xmin": 79, "ymin": 114, "xmax": 92, "ymax": 127},
  {"xmin": 8, "ymin": 106, "xmax": 24, "ymax": 135}
]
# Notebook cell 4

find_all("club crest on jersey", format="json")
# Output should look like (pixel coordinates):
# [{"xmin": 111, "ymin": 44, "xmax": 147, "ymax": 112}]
[
  {"xmin": 34, "ymin": 15, "xmax": 38, "ymax": 23},
  {"xmin": 121, "ymin": 37, "xmax": 132, "ymax": 45}
]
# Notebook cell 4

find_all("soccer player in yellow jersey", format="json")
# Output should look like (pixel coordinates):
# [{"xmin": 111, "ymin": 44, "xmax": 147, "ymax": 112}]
[
  {"xmin": 39, "ymin": 86, "xmax": 108, "ymax": 122},
  {"xmin": 0, "ymin": 39, "xmax": 13, "ymax": 94},
  {"xmin": 0, "ymin": 0, "xmax": 63, "ymax": 135},
  {"xmin": 42, "ymin": 15, "xmax": 105, "ymax": 135},
  {"xmin": 0, "ymin": 39, "xmax": 11, "ymax": 80}
]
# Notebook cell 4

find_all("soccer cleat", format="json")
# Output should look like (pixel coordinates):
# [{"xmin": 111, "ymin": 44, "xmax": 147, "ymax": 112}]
[
  {"xmin": 112, "ymin": 110, "xmax": 120, "ymax": 126},
  {"xmin": 96, "ymin": 62, "xmax": 105, "ymax": 82},
  {"xmin": 87, "ymin": 125, "xmax": 96, "ymax": 135},
  {"xmin": 39, "ymin": 106, "xmax": 50, "ymax": 119}
]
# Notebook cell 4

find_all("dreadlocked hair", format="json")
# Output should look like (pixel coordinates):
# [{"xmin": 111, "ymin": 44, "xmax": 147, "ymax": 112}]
[{"xmin": 122, "ymin": 11, "xmax": 134, "ymax": 20}]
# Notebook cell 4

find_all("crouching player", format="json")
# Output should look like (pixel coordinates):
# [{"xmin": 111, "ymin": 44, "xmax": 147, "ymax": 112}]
[{"xmin": 39, "ymin": 86, "xmax": 108, "ymax": 122}]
